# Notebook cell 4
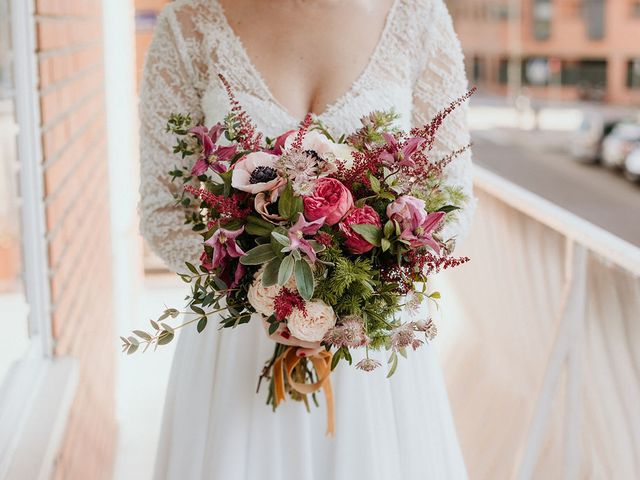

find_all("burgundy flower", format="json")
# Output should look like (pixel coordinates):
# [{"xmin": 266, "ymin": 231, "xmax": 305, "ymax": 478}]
[
  {"xmin": 282, "ymin": 214, "xmax": 325, "ymax": 263},
  {"xmin": 205, "ymin": 226, "xmax": 245, "ymax": 270},
  {"xmin": 338, "ymin": 205, "xmax": 382, "ymax": 254},
  {"xmin": 379, "ymin": 133, "xmax": 424, "ymax": 168},
  {"xmin": 190, "ymin": 124, "xmax": 237, "ymax": 176}
]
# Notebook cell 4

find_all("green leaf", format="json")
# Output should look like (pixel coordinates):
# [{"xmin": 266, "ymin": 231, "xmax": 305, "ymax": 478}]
[
  {"xmin": 245, "ymin": 215, "xmax": 275, "ymax": 237},
  {"xmin": 262, "ymin": 257, "xmax": 282, "ymax": 287},
  {"xmin": 191, "ymin": 305, "xmax": 205, "ymax": 315},
  {"xmin": 350, "ymin": 224, "xmax": 382, "ymax": 247},
  {"xmin": 383, "ymin": 220, "xmax": 395, "ymax": 238},
  {"xmin": 437, "ymin": 205, "xmax": 461, "ymax": 213},
  {"xmin": 308, "ymin": 240, "xmax": 326, "ymax": 253},
  {"xmin": 126, "ymin": 343, "xmax": 139, "ymax": 355},
  {"xmin": 157, "ymin": 332, "xmax": 175, "ymax": 346},
  {"xmin": 185, "ymin": 262, "xmax": 198, "ymax": 275},
  {"xmin": 270, "ymin": 231, "xmax": 290, "ymax": 247},
  {"xmin": 429, "ymin": 291, "xmax": 441, "ymax": 299},
  {"xmin": 278, "ymin": 255, "xmax": 295, "ymax": 285},
  {"xmin": 160, "ymin": 323, "xmax": 174, "ymax": 334},
  {"xmin": 368, "ymin": 173, "xmax": 381, "ymax": 193},
  {"xmin": 268, "ymin": 320, "xmax": 280, "ymax": 335},
  {"xmin": 295, "ymin": 259, "xmax": 315, "ymax": 300},
  {"xmin": 331, "ymin": 348, "xmax": 343, "ymax": 370},
  {"xmin": 381, "ymin": 238, "xmax": 391, "ymax": 252},
  {"xmin": 240, "ymin": 244, "xmax": 278, "ymax": 265},
  {"xmin": 133, "ymin": 330, "xmax": 152, "ymax": 341},
  {"xmin": 197, "ymin": 317, "xmax": 208, "ymax": 333},
  {"xmin": 278, "ymin": 184, "xmax": 303, "ymax": 220},
  {"xmin": 387, "ymin": 352, "xmax": 399, "ymax": 378}
]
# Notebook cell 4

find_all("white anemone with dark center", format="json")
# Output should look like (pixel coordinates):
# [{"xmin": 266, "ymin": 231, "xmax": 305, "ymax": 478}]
[{"xmin": 249, "ymin": 165, "xmax": 278, "ymax": 184}]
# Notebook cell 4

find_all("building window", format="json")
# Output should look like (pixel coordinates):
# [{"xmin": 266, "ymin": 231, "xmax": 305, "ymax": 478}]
[
  {"xmin": 561, "ymin": 61, "xmax": 581, "ymax": 85},
  {"xmin": 532, "ymin": 0, "xmax": 553, "ymax": 40},
  {"xmin": 628, "ymin": 59, "xmax": 640, "ymax": 89},
  {"xmin": 582, "ymin": 0, "xmax": 605, "ymax": 40},
  {"xmin": 471, "ymin": 55, "xmax": 486, "ymax": 83},
  {"xmin": 498, "ymin": 58, "xmax": 509, "ymax": 84}
]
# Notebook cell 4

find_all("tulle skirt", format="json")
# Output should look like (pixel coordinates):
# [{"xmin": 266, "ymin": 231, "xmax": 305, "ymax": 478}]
[{"xmin": 153, "ymin": 303, "xmax": 468, "ymax": 480}]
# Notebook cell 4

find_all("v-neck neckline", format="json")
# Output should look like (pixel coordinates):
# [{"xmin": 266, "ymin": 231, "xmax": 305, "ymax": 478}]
[{"xmin": 213, "ymin": 0, "xmax": 401, "ymax": 124}]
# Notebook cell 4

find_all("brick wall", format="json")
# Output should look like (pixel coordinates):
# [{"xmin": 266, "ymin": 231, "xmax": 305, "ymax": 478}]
[{"xmin": 35, "ymin": 0, "xmax": 117, "ymax": 478}]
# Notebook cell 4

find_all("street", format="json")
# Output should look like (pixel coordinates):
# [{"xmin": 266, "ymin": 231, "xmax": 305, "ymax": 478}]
[{"xmin": 469, "ymin": 127, "xmax": 640, "ymax": 247}]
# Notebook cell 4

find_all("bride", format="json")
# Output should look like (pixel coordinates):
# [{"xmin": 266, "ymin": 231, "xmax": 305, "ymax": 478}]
[{"xmin": 139, "ymin": 0, "xmax": 475, "ymax": 478}]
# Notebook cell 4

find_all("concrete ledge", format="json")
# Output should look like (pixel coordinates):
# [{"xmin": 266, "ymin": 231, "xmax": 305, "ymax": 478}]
[{"xmin": 0, "ymin": 355, "xmax": 78, "ymax": 480}]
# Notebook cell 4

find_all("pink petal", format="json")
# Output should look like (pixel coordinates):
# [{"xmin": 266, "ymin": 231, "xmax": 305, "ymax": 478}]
[
  {"xmin": 422, "ymin": 211, "xmax": 446, "ymax": 233},
  {"xmin": 191, "ymin": 157, "xmax": 208, "ymax": 176}
]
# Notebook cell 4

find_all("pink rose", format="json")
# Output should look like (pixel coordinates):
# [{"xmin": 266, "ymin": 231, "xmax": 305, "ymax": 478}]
[
  {"xmin": 339, "ymin": 205, "xmax": 382, "ymax": 254},
  {"xmin": 303, "ymin": 178, "xmax": 353, "ymax": 225},
  {"xmin": 386, "ymin": 195, "xmax": 445, "ymax": 252}
]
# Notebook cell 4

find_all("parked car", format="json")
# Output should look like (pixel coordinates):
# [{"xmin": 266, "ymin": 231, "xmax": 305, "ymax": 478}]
[
  {"xmin": 570, "ymin": 114, "xmax": 620, "ymax": 164},
  {"xmin": 624, "ymin": 147, "xmax": 640, "ymax": 183},
  {"xmin": 601, "ymin": 122, "xmax": 640, "ymax": 169}
]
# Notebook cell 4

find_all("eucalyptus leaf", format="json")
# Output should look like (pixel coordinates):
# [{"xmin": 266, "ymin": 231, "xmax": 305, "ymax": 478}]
[
  {"xmin": 240, "ymin": 244, "xmax": 278, "ymax": 265},
  {"xmin": 133, "ymin": 330, "xmax": 152, "ymax": 341},
  {"xmin": 197, "ymin": 317, "xmax": 208, "ymax": 333},
  {"xmin": 270, "ymin": 231, "xmax": 290, "ymax": 247},
  {"xmin": 387, "ymin": 352, "xmax": 399, "ymax": 378},
  {"xmin": 262, "ymin": 257, "xmax": 282, "ymax": 287},
  {"xmin": 294, "ymin": 259, "xmax": 314, "ymax": 300},
  {"xmin": 157, "ymin": 332, "xmax": 175, "ymax": 346},
  {"xmin": 185, "ymin": 262, "xmax": 198, "ymax": 275},
  {"xmin": 278, "ymin": 255, "xmax": 295, "ymax": 285},
  {"xmin": 308, "ymin": 240, "xmax": 326, "ymax": 253}
]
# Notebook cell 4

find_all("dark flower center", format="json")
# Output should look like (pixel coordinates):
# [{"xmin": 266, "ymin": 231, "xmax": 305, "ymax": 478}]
[
  {"xmin": 303, "ymin": 149, "xmax": 322, "ymax": 162},
  {"xmin": 250, "ymin": 166, "xmax": 278, "ymax": 184}
]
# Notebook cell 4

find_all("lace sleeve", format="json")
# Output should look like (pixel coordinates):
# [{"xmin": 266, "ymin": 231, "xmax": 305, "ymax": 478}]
[
  {"xmin": 411, "ymin": 0, "xmax": 476, "ymax": 245},
  {"xmin": 138, "ymin": 7, "xmax": 203, "ymax": 272}
]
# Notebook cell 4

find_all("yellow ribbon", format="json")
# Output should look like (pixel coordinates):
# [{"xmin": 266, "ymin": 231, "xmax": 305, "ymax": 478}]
[{"xmin": 273, "ymin": 347, "xmax": 334, "ymax": 436}]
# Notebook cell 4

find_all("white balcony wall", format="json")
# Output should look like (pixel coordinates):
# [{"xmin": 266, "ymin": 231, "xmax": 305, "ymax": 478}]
[{"xmin": 438, "ymin": 167, "xmax": 640, "ymax": 480}]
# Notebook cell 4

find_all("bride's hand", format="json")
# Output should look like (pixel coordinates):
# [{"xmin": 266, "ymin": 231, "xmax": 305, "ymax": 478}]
[{"xmin": 261, "ymin": 318, "xmax": 323, "ymax": 357}]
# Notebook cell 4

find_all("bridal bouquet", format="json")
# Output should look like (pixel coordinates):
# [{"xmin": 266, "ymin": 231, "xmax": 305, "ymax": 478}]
[{"xmin": 123, "ymin": 75, "xmax": 473, "ymax": 434}]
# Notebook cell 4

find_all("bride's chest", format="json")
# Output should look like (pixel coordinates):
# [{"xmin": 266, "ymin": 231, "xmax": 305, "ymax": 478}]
[{"xmin": 201, "ymin": 79, "xmax": 413, "ymax": 138}]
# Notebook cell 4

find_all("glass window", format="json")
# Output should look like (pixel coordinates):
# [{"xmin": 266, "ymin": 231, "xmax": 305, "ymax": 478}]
[
  {"xmin": 627, "ymin": 59, "xmax": 640, "ymax": 89},
  {"xmin": 582, "ymin": 0, "xmax": 605, "ymax": 40},
  {"xmin": 532, "ymin": 0, "xmax": 553, "ymax": 40},
  {"xmin": 0, "ymin": 0, "xmax": 30, "ymax": 384}
]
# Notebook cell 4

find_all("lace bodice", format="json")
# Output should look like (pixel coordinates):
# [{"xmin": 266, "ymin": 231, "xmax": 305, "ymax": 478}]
[{"xmin": 139, "ymin": 0, "xmax": 476, "ymax": 272}]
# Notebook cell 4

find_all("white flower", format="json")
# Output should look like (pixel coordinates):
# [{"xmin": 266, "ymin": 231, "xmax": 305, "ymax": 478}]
[
  {"xmin": 284, "ymin": 130, "xmax": 356, "ymax": 169},
  {"xmin": 247, "ymin": 267, "xmax": 295, "ymax": 316},
  {"xmin": 231, "ymin": 152, "xmax": 284, "ymax": 194},
  {"xmin": 287, "ymin": 299, "xmax": 336, "ymax": 342}
]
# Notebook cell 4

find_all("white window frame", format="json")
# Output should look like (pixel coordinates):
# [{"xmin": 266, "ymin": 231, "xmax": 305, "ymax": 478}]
[{"xmin": 0, "ymin": 1, "xmax": 78, "ymax": 479}]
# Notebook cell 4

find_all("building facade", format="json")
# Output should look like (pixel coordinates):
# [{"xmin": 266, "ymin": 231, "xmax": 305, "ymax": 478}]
[{"xmin": 448, "ymin": 0, "xmax": 640, "ymax": 104}]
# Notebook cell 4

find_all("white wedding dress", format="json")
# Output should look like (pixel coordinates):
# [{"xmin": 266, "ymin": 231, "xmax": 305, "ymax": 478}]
[{"xmin": 139, "ymin": 0, "xmax": 475, "ymax": 478}]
